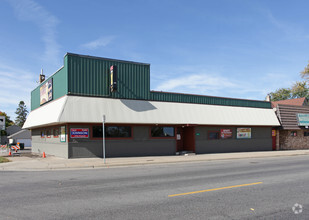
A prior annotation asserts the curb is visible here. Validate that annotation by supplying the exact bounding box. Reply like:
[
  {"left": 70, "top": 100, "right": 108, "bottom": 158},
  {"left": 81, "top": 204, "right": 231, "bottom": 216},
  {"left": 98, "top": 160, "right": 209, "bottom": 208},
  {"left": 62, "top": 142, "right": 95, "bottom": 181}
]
[{"left": 1, "top": 151, "right": 309, "bottom": 171}]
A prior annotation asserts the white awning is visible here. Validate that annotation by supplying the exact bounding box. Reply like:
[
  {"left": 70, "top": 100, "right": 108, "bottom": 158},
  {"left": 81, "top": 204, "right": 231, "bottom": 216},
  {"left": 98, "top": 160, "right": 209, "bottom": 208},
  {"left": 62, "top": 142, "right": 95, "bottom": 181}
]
[{"left": 23, "top": 95, "right": 280, "bottom": 129}]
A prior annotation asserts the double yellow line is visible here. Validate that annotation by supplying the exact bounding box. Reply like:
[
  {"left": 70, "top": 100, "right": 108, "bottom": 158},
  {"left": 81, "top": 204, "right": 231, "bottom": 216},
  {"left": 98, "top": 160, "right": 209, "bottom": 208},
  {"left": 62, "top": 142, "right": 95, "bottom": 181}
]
[{"left": 168, "top": 182, "right": 263, "bottom": 197}]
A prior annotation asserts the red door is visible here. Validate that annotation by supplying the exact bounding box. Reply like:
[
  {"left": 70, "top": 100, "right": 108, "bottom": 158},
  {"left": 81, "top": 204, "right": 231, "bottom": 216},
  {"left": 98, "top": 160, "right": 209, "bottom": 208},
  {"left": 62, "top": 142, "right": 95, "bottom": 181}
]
[
  {"left": 176, "top": 126, "right": 196, "bottom": 152},
  {"left": 183, "top": 127, "right": 195, "bottom": 152},
  {"left": 272, "top": 129, "right": 276, "bottom": 150}
]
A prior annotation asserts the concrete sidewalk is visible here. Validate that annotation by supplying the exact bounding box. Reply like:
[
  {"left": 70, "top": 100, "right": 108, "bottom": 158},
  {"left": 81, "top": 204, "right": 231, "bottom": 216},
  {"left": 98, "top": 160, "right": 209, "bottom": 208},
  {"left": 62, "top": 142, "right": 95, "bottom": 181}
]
[{"left": 1, "top": 150, "right": 309, "bottom": 171}]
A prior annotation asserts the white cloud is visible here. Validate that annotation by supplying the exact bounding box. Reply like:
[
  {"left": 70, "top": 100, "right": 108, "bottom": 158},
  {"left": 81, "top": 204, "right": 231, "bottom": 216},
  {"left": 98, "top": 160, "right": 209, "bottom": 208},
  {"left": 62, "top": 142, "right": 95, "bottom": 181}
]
[
  {"left": 0, "top": 64, "right": 35, "bottom": 121},
  {"left": 152, "top": 65, "right": 300, "bottom": 101},
  {"left": 266, "top": 10, "right": 309, "bottom": 41},
  {"left": 7, "top": 0, "right": 60, "bottom": 66},
  {"left": 154, "top": 73, "right": 238, "bottom": 95},
  {"left": 82, "top": 36, "right": 115, "bottom": 50}
]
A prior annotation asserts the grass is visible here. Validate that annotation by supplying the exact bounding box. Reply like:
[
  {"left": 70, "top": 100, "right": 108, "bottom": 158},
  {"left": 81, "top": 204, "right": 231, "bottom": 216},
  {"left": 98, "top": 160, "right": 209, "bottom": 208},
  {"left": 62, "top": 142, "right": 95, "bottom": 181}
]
[{"left": 0, "top": 156, "right": 10, "bottom": 163}]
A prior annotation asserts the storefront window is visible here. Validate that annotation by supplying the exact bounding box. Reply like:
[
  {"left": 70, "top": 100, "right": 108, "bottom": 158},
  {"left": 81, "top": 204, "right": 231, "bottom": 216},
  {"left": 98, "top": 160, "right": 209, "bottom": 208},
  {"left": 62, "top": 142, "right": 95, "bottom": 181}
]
[
  {"left": 53, "top": 128, "right": 59, "bottom": 137},
  {"left": 304, "top": 131, "right": 309, "bottom": 136},
  {"left": 151, "top": 127, "right": 174, "bottom": 137},
  {"left": 92, "top": 126, "right": 131, "bottom": 138},
  {"left": 208, "top": 131, "right": 220, "bottom": 140},
  {"left": 290, "top": 131, "right": 297, "bottom": 137},
  {"left": 46, "top": 130, "right": 51, "bottom": 138}
]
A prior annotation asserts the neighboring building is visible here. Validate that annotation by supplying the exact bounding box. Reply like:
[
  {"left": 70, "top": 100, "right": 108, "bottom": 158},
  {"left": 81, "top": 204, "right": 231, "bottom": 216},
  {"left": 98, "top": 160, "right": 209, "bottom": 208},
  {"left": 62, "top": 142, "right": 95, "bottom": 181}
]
[
  {"left": 274, "top": 104, "right": 309, "bottom": 150},
  {"left": 272, "top": 97, "right": 308, "bottom": 108},
  {"left": 6, "top": 125, "right": 22, "bottom": 136},
  {"left": 7, "top": 129, "right": 32, "bottom": 147},
  {"left": 0, "top": 125, "right": 22, "bottom": 145},
  {"left": 23, "top": 53, "right": 280, "bottom": 159}
]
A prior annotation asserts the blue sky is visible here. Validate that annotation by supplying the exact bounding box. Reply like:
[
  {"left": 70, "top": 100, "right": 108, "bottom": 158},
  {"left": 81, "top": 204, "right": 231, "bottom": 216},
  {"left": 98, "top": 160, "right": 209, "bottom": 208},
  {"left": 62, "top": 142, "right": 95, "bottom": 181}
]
[{"left": 1, "top": 0, "right": 309, "bottom": 120}]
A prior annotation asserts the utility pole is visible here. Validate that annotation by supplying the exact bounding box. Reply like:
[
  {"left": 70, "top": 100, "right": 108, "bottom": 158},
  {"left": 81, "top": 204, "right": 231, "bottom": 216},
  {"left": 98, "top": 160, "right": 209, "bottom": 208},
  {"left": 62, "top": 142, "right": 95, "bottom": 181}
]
[{"left": 102, "top": 115, "right": 106, "bottom": 164}]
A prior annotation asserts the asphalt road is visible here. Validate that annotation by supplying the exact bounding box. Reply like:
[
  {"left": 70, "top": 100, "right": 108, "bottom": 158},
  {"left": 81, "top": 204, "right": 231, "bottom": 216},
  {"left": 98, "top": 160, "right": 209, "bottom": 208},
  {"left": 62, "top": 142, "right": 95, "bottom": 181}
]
[{"left": 1, "top": 155, "right": 309, "bottom": 220}]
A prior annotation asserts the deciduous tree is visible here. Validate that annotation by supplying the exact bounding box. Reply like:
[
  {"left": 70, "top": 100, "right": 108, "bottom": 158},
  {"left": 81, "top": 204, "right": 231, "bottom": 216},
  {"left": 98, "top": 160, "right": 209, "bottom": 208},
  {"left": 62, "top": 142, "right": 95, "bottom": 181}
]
[{"left": 0, "top": 112, "right": 14, "bottom": 128}]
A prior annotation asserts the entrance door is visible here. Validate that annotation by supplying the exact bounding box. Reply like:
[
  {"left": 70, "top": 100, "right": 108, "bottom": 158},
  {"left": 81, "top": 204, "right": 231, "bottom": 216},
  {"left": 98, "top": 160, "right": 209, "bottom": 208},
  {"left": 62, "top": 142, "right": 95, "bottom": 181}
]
[
  {"left": 176, "top": 126, "right": 195, "bottom": 152},
  {"left": 272, "top": 129, "right": 276, "bottom": 150}
]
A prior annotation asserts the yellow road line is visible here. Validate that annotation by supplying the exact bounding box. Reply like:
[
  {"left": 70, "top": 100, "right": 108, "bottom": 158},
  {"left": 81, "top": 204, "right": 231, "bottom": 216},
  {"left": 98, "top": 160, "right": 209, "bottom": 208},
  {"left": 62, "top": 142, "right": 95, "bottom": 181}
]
[{"left": 168, "top": 182, "right": 263, "bottom": 197}]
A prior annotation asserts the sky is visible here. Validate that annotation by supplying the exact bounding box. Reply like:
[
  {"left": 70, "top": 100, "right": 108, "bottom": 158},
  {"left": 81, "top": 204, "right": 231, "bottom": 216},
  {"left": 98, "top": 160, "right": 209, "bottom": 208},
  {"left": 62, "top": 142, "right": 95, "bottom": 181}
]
[{"left": 1, "top": 0, "right": 309, "bottom": 120}]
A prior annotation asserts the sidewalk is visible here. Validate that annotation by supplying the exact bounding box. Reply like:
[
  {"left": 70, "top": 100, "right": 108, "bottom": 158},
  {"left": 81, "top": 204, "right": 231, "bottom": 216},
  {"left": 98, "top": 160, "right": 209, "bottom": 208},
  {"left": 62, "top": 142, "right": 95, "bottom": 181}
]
[{"left": 1, "top": 150, "right": 309, "bottom": 171}]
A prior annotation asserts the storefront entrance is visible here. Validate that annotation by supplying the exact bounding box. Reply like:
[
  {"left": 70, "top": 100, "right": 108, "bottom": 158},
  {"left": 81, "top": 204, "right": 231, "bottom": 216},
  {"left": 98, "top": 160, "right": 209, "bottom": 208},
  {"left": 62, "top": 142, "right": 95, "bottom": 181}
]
[{"left": 176, "top": 126, "right": 195, "bottom": 152}]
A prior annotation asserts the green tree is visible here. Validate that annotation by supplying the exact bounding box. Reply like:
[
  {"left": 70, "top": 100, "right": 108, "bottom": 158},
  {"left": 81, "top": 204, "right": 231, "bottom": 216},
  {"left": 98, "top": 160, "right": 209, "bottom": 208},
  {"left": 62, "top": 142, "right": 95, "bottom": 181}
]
[
  {"left": 269, "top": 88, "right": 292, "bottom": 101},
  {"left": 291, "top": 81, "right": 309, "bottom": 98},
  {"left": 15, "top": 101, "right": 28, "bottom": 127},
  {"left": 0, "top": 112, "right": 14, "bottom": 128},
  {"left": 301, "top": 61, "right": 309, "bottom": 80}
]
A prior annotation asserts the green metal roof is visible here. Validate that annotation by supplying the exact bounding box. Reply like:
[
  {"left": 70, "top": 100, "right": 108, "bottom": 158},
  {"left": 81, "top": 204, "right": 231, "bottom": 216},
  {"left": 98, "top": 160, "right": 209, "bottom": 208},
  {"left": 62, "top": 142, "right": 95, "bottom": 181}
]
[{"left": 30, "top": 52, "right": 272, "bottom": 111}]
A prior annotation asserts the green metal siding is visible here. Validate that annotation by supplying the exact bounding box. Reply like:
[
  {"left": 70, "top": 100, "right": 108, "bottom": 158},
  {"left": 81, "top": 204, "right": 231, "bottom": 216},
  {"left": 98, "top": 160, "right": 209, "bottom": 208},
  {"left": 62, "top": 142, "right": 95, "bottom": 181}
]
[
  {"left": 31, "top": 87, "right": 40, "bottom": 111},
  {"left": 150, "top": 91, "right": 271, "bottom": 108},
  {"left": 67, "top": 54, "right": 151, "bottom": 100},
  {"left": 31, "top": 63, "right": 68, "bottom": 111},
  {"left": 30, "top": 53, "right": 271, "bottom": 111}
]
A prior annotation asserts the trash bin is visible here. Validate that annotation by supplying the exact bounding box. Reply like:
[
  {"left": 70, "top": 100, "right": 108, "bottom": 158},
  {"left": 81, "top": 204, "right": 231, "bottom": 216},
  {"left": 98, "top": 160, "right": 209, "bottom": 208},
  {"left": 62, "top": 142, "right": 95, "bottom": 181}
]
[{"left": 19, "top": 143, "right": 24, "bottom": 150}]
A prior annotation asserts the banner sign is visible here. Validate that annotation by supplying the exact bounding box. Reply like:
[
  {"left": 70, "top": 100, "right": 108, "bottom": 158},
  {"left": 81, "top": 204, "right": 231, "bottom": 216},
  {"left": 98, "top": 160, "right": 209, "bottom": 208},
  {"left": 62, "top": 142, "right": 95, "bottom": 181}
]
[
  {"left": 60, "top": 126, "right": 66, "bottom": 142},
  {"left": 272, "top": 130, "right": 276, "bottom": 137},
  {"left": 40, "top": 78, "right": 53, "bottom": 105},
  {"left": 110, "top": 65, "right": 117, "bottom": 92},
  {"left": 297, "top": 114, "right": 309, "bottom": 126},
  {"left": 70, "top": 128, "right": 89, "bottom": 138},
  {"left": 237, "top": 128, "right": 251, "bottom": 139},
  {"left": 220, "top": 129, "right": 232, "bottom": 139}
]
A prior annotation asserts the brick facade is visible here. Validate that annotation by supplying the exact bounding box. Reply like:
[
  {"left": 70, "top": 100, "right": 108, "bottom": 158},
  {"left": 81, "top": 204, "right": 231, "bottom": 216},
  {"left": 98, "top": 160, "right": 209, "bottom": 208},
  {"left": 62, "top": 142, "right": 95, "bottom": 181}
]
[{"left": 279, "top": 130, "right": 309, "bottom": 150}]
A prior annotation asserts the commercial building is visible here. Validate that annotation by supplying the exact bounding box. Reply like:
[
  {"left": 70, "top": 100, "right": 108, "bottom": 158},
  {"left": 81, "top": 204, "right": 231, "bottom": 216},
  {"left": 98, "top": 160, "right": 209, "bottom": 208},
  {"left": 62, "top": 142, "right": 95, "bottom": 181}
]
[
  {"left": 273, "top": 99, "right": 309, "bottom": 150},
  {"left": 23, "top": 53, "right": 280, "bottom": 158}
]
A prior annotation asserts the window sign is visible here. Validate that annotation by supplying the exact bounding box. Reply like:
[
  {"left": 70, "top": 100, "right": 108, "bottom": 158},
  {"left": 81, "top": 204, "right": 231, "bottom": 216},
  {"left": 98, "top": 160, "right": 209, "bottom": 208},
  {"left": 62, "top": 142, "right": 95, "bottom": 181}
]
[
  {"left": 70, "top": 128, "right": 89, "bottom": 138},
  {"left": 237, "top": 128, "right": 251, "bottom": 139},
  {"left": 220, "top": 129, "right": 232, "bottom": 139},
  {"left": 60, "top": 126, "right": 66, "bottom": 142},
  {"left": 297, "top": 114, "right": 309, "bottom": 126}
]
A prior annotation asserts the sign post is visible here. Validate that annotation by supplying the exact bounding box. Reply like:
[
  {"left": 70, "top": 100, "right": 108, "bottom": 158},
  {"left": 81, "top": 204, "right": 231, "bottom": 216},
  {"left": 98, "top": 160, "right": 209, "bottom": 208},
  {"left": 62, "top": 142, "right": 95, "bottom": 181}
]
[{"left": 103, "top": 115, "right": 106, "bottom": 164}]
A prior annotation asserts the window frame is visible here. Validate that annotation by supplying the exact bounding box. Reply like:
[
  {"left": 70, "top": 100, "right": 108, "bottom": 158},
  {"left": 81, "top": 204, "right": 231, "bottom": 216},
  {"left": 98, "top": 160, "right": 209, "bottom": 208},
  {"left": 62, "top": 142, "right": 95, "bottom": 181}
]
[
  {"left": 41, "top": 130, "right": 45, "bottom": 138},
  {"left": 46, "top": 129, "right": 51, "bottom": 138},
  {"left": 91, "top": 125, "right": 133, "bottom": 140},
  {"left": 53, "top": 128, "right": 59, "bottom": 138},
  {"left": 150, "top": 126, "right": 176, "bottom": 139},
  {"left": 290, "top": 131, "right": 297, "bottom": 137},
  {"left": 208, "top": 130, "right": 220, "bottom": 140}
]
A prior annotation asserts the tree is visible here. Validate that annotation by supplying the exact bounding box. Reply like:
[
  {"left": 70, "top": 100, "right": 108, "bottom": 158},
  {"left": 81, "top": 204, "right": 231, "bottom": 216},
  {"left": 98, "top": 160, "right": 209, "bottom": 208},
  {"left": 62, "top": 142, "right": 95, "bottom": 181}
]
[
  {"left": 291, "top": 81, "right": 309, "bottom": 98},
  {"left": 0, "top": 112, "right": 14, "bottom": 128},
  {"left": 15, "top": 101, "right": 28, "bottom": 127},
  {"left": 269, "top": 88, "right": 292, "bottom": 101},
  {"left": 301, "top": 61, "right": 309, "bottom": 80},
  {"left": 268, "top": 81, "right": 309, "bottom": 101}
]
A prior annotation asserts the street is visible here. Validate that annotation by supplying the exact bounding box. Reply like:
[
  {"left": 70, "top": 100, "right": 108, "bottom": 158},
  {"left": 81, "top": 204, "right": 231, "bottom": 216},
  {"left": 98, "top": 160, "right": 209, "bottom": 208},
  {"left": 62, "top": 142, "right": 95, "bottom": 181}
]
[{"left": 1, "top": 155, "right": 309, "bottom": 219}]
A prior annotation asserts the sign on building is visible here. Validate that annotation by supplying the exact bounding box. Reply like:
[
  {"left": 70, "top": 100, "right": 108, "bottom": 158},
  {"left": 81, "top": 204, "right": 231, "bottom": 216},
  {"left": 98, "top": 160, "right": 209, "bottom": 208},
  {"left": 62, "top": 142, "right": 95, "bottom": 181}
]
[
  {"left": 110, "top": 65, "right": 117, "bottom": 92},
  {"left": 70, "top": 128, "right": 89, "bottom": 138},
  {"left": 60, "top": 126, "right": 66, "bottom": 142},
  {"left": 40, "top": 78, "right": 53, "bottom": 105},
  {"left": 0, "top": 116, "right": 5, "bottom": 130},
  {"left": 297, "top": 114, "right": 309, "bottom": 126},
  {"left": 220, "top": 129, "right": 232, "bottom": 139},
  {"left": 237, "top": 128, "right": 251, "bottom": 139}
]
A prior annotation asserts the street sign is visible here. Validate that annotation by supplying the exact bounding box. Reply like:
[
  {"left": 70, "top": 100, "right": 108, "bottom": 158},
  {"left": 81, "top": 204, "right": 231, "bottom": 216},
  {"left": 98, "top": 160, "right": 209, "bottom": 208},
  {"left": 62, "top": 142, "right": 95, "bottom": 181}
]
[{"left": 0, "top": 116, "right": 5, "bottom": 130}]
